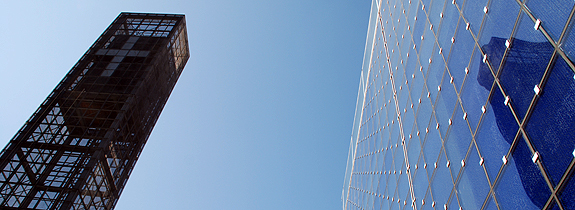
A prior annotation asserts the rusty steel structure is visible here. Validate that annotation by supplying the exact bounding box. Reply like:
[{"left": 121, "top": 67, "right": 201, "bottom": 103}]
[{"left": 0, "top": 12, "right": 189, "bottom": 209}]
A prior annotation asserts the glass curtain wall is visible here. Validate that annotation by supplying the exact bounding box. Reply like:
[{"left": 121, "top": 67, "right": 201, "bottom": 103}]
[{"left": 343, "top": 0, "right": 575, "bottom": 209}]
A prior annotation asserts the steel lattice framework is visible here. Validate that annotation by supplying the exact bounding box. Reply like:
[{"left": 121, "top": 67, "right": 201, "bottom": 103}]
[{"left": 0, "top": 12, "right": 189, "bottom": 209}]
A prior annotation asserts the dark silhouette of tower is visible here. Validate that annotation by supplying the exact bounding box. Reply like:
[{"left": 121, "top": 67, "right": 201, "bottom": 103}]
[{"left": 0, "top": 12, "right": 189, "bottom": 209}]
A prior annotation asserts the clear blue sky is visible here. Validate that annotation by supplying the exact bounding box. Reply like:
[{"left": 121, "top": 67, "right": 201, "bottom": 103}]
[{"left": 0, "top": 1, "right": 370, "bottom": 209}]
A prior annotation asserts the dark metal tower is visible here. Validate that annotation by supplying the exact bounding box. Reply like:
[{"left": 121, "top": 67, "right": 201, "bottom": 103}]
[{"left": 0, "top": 12, "right": 189, "bottom": 209}]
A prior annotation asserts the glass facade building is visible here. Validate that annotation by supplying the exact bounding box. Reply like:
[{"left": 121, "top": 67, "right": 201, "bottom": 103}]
[
  {"left": 343, "top": 0, "right": 575, "bottom": 209},
  {"left": 0, "top": 13, "right": 188, "bottom": 209}
]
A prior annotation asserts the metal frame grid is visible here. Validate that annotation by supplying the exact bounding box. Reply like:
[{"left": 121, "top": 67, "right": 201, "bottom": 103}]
[
  {"left": 344, "top": 0, "right": 575, "bottom": 209},
  {"left": 0, "top": 12, "right": 189, "bottom": 210}
]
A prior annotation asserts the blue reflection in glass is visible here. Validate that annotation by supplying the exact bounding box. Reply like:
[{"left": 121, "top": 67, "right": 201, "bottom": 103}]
[
  {"left": 560, "top": 170, "right": 575, "bottom": 209},
  {"left": 550, "top": 201, "right": 561, "bottom": 210},
  {"left": 561, "top": 15, "right": 575, "bottom": 61},
  {"left": 478, "top": 0, "right": 520, "bottom": 50},
  {"left": 525, "top": 56, "right": 575, "bottom": 185},
  {"left": 478, "top": 58, "right": 518, "bottom": 143},
  {"left": 474, "top": 103, "right": 509, "bottom": 182},
  {"left": 499, "top": 14, "right": 553, "bottom": 120},
  {"left": 513, "top": 139, "right": 551, "bottom": 208},
  {"left": 479, "top": 36, "right": 558, "bottom": 208},
  {"left": 479, "top": 34, "right": 507, "bottom": 76},
  {"left": 494, "top": 147, "right": 540, "bottom": 210}
]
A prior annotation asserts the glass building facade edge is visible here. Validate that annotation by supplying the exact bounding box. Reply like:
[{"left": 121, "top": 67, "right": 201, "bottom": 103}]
[{"left": 342, "top": 0, "right": 379, "bottom": 209}]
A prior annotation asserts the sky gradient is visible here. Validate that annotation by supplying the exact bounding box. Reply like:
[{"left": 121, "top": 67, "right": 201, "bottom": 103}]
[{"left": 0, "top": 1, "right": 370, "bottom": 209}]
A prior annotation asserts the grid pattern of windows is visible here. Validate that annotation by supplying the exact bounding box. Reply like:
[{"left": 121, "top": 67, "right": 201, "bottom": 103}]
[
  {"left": 343, "top": 0, "right": 575, "bottom": 209},
  {"left": 0, "top": 13, "right": 189, "bottom": 210}
]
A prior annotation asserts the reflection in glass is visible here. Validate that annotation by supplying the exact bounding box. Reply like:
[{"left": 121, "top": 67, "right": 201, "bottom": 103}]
[
  {"left": 344, "top": 0, "right": 575, "bottom": 209},
  {"left": 480, "top": 36, "right": 566, "bottom": 208},
  {"left": 525, "top": 56, "right": 575, "bottom": 186}
]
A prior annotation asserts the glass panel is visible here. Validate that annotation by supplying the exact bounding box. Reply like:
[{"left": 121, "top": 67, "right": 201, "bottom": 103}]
[
  {"left": 423, "top": 115, "right": 443, "bottom": 172},
  {"left": 380, "top": 194, "right": 390, "bottom": 209},
  {"left": 498, "top": 12, "right": 553, "bottom": 120},
  {"left": 525, "top": 0, "right": 574, "bottom": 42},
  {"left": 420, "top": 38, "right": 436, "bottom": 78},
  {"left": 461, "top": 47, "right": 490, "bottom": 133},
  {"left": 559, "top": 168, "right": 575, "bottom": 209},
  {"left": 405, "top": 0, "right": 419, "bottom": 32},
  {"left": 561, "top": 14, "right": 575, "bottom": 61},
  {"left": 398, "top": 83, "right": 410, "bottom": 111},
  {"left": 525, "top": 56, "right": 575, "bottom": 185},
  {"left": 405, "top": 193, "right": 415, "bottom": 210},
  {"left": 421, "top": 0, "right": 431, "bottom": 9},
  {"left": 422, "top": 189, "right": 433, "bottom": 210},
  {"left": 448, "top": 19, "right": 476, "bottom": 89},
  {"left": 425, "top": 44, "right": 444, "bottom": 101},
  {"left": 457, "top": 145, "right": 490, "bottom": 210},
  {"left": 410, "top": 65, "right": 425, "bottom": 105},
  {"left": 405, "top": 47, "right": 418, "bottom": 86},
  {"left": 416, "top": 93, "right": 433, "bottom": 138},
  {"left": 428, "top": 0, "right": 445, "bottom": 30},
  {"left": 376, "top": 151, "right": 385, "bottom": 174},
  {"left": 394, "top": 136, "right": 405, "bottom": 173},
  {"left": 373, "top": 193, "right": 382, "bottom": 209},
  {"left": 461, "top": 0, "right": 488, "bottom": 36},
  {"left": 401, "top": 35, "right": 411, "bottom": 66},
  {"left": 412, "top": 6, "right": 428, "bottom": 50},
  {"left": 444, "top": 104, "right": 472, "bottom": 175},
  {"left": 412, "top": 157, "right": 429, "bottom": 210},
  {"left": 435, "top": 69, "right": 458, "bottom": 138},
  {"left": 550, "top": 199, "right": 561, "bottom": 210},
  {"left": 387, "top": 174, "right": 398, "bottom": 204},
  {"left": 437, "top": 0, "right": 459, "bottom": 53},
  {"left": 475, "top": 88, "right": 519, "bottom": 182},
  {"left": 397, "top": 172, "right": 410, "bottom": 205},
  {"left": 407, "top": 129, "right": 422, "bottom": 168},
  {"left": 381, "top": 122, "right": 391, "bottom": 150},
  {"left": 484, "top": 194, "right": 498, "bottom": 210},
  {"left": 385, "top": 142, "right": 394, "bottom": 173},
  {"left": 478, "top": 0, "right": 520, "bottom": 72},
  {"left": 403, "top": 102, "right": 415, "bottom": 140},
  {"left": 430, "top": 152, "right": 453, "bottom": 207},
  {"left": 448, "top": 196, "right": 460, "bottom": 210},
  {"left": 495, "top": 139, "right": 549, "bottom": 209}
]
